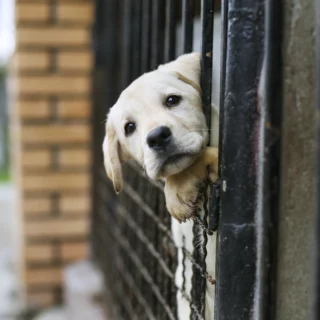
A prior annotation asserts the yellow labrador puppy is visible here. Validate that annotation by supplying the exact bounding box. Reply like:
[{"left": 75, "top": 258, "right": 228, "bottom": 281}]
[{"left": 103, "top": 53, "right": 218, "bottom": 222}]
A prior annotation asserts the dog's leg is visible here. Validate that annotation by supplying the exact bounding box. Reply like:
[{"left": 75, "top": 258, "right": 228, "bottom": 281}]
[
  {"left": 164, "top": 147, "right": 219, "bottom": 222},
  {"left": 202, "top": 146, "right": 219, "bottom": 181}
]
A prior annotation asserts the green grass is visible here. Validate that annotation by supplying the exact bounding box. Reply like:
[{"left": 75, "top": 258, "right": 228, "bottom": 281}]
[{"left": 0, "top": 170, "right": 10, "bottom": 182}]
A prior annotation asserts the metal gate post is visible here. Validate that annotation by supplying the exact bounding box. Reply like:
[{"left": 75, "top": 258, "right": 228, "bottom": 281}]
[
  {"left": 215, "top": 0, "right": 283, "bottom": 318},
  {"left": 215, "top": 1, "right": 265, "bottom": 319},
  {"left": 257, "top": 0, "right": 283, "bottom": 319}
]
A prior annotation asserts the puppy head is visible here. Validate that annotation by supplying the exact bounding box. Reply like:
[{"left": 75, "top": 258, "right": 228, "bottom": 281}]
[{"left": 103, "top": 53, "right": 208, "bottom": 192}]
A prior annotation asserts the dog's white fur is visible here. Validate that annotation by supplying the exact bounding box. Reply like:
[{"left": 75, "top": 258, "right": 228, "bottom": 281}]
[
  {"left": 103, "top": 15, "right": 221, "bottom": 318},
  {"left": 103, "top": 52, "right": 208, "bottom": 182},
  {"left": 103, "top": 53, "right": 218, "bottom": 222}
]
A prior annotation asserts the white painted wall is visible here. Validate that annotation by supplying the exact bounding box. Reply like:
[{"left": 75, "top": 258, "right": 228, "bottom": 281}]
[{"left": 0, "top": 0, "right": 15, "bottom": 66}]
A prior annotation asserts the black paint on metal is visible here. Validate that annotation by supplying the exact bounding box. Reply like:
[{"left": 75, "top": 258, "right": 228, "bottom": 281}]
[
  {"left": 217, "top": 0, "right": 228, "bottom": 177},
  {"left": 132, "top": 0, "right": 142, "bottom": 80},
  {"left": 91, "top": 0, "right": 121, "bottom": 256},
  {"left": 200, "top": 0, "right": 214, "bottom": 129},
  {"left": 151, "top": 0, "right": 166, "bottom": 69},
  {"left": 200, "top": 0, "right": 220, "bottom": 236},
  {"left": 182, "top": 0, "right": 195, "bottom": 53},
  {"left": 164, "top": 0, "right": 177, "bottom": 62},
  {"left": 141, "top": 0, "right": 153, "bottom": 73},
  {"left": 190, "top": 1, "right": 215, "bottom": 319},
  {"left": 208, "top": 182, "right": 220, "bottom": 234},
  {"left": 257, "top": 0, "right": 283, "bottom": 319},
  {"left": 122, "top": 0, "right": 135, "bottom": 88},
  {"left": 215, "top": 1, "right": 265, "bottom": 319}
]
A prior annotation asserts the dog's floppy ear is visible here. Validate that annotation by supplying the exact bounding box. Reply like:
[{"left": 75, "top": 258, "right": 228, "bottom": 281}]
[
  {"left": 158, "top": 52, "right": 201, "bottom": 92},
  {"left": 103, "top": 119, "right": 123, "bottom": 193}
]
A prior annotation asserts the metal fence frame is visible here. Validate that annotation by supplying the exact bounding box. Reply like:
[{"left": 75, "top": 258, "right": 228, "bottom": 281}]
[
  {"left": 215, "top": 1, "right": 283, "bottom": 319},
  {"left": 91, "top": 0, "right": 283, "bottom": 319}
]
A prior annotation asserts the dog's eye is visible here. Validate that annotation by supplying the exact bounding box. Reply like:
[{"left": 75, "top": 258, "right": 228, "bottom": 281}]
[
  {"left": 166, "top": 95, "right": 181, "bottom": 107},
  {"left": 124, "top": 122, "right": 136, "bottom": 136}
]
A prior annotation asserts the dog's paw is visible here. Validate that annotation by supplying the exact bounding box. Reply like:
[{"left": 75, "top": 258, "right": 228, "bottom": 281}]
[
  {"left": 164, "top": 174, "right": 204, "bottom": 223},
  {"left": 163, "top": 146, "right": 218, "bottom": 222}
]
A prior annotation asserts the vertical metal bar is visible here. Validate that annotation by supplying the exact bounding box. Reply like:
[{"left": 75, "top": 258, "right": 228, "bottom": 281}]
[
  {"left": 91, "top": 0, "right": 121, "bottom": 313},
  {"left": 201, "top": 0, "right": 218, "bottom": 235},
  {"left": 190, "top": 1, "right": 214, "bottom": 319},
  {"left": 92, "top": 0, "right": 107, "bottom": 69},
  {"left": 188, "top": 1, "right": 199, "bottom": 316},
  {"left": 122, "top": 0, "right": 134, "bottom": 87},
  {"left": 314, "top": 0, "right": 320, "bottom": 318},
  {"left": 208, "top": 0, "right": 229, "bottom": 236},
  {"left": 255, "top": 0, "right": 282, "bottom": 319},
  {"left": 182, "top": 0, "right": 195, "bottom": 53},
  {"left": 141, "top": 0, "right": 153, "bottom": 73},
  {"left": 151, "top": 0, "right": 166, "bottom": 69},
  {"left": 132, "top": 0, "right": 142, "bottom": 79},
  {"left": 91, "top": 0, "right": 113, "bottom": 259},
  {"left": 200, "top": 0, "right": 214, "bottom": 128},
  {"left": 164, "top": 0, "right": 177, "bottom": 62},
  {"left": 217, "top": 0, "right": 228, "bottom": 177},
  {"left": 215, "top": 1, "right": 265, "bottom": 319}
]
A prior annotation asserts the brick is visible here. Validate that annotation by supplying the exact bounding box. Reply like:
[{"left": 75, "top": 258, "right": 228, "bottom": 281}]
[
  {"left": 25, "top": 218, "right": 88, "bottom": 238},
  {"left": 28, "top": 291, "right": 55, "bottom": 307},
  {"left": 60, "top": 195, "right": 90, "bottom": 213},
  {"left": 24, "top": 198, "right": 51, "bottom": 216},
  {"left": 16, "top": 3, "right": 50, "bottom": 22},
  {"left": 16, "top": 52, "right": 50, "bottom": 71},
  {"left": 21, "top": 124, "right": 90, "bottom": 144},
  {"left": 19, "top": 75, "right": 90, "bottom": 95},
  {"left": 26, "top": 267, "right": 62, "bottom": 286},
  {"left": 22, "top": 150, "right": 51, "bottom": 169},
  {"left": 57, "top": 99, "right": 90, "bottom": 119},
  {"left": 57, "top": 51, "right": 92, "bottom": 71},
  {"left": 15, "top": 0, "right": 92, "bottom": 309},
  {"left": 57, "top": 3, "right": 93, "bottom": 24},
  {"left": 15, "top": 100, "right": 51, "bottom": 120},
  {"left": 23, "top": 173, "right": 90, "bottom": 192},
  {"left": 25, "top": 244, "right": 54, "bottom": 263},
  {"left": 60, "top": 242, "right": 87, "bottom": 261},
  {"left": 17, "top": 27, "right": 89, "bottom": 47},
  {"left": 59, "top": 149, "right": 90, "bottom": 167}
]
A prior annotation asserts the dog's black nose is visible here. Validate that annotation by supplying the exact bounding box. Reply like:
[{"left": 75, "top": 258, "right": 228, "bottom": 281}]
[{"left": 147, "top": 126, "right": 172, "bottom": 150}]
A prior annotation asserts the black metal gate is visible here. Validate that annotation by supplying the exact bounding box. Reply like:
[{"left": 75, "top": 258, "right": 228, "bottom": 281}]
[{"left": 91, "top": 0, "right": 282, "bottom": 319}]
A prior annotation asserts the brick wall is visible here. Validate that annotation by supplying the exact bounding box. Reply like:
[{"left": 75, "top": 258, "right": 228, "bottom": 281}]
[{"left": 13, "top": 0, "right": 93, "bottom": 308}]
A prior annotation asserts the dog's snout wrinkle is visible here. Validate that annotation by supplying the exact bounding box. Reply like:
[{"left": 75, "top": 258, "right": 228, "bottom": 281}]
[{"left": 147, "top": 126, "right": 172, "bottom": 150}]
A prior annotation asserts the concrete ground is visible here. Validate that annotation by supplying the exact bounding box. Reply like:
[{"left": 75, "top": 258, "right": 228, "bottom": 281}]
[
  {"left": 0, "top": 184, "right": 103, "bottom": 320},
  {"left": 33, "top": 309, "right": 66, "bottom": 320},
  {"left": 0, "top": 183, "right": 67, "bottom": 320}
]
